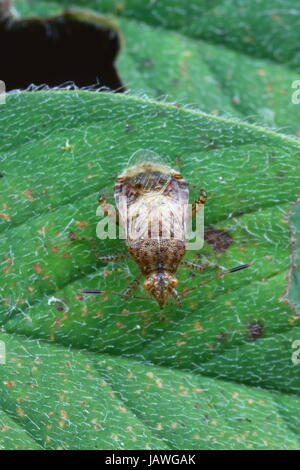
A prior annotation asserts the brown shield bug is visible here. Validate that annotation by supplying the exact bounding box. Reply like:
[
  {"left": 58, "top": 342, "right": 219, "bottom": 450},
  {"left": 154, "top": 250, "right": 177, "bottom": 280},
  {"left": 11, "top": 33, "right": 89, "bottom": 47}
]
[{"left": 77, "top": 150, "right": 250, "bottom": 307}]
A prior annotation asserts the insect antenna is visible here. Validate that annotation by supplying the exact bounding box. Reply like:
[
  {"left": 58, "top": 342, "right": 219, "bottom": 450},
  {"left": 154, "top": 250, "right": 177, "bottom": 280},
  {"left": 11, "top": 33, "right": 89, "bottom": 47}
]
[
  {"left": 79, "top": 289, "right": 150, "bottom": 301},
  {"left": 183, "top": 263, "right": 253, "bottom": 294}
]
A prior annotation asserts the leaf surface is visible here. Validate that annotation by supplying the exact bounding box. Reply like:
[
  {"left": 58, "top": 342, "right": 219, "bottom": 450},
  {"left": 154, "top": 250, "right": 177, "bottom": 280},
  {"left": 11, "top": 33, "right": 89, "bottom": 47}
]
[{"left": 1, "top": 90, "right": 300, "bottom": 449}]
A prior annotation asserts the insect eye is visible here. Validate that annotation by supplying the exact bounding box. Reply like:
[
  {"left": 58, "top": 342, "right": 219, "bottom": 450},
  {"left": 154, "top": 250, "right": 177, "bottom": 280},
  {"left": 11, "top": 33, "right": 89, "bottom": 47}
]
[
  {"left": 173, "top": 172, "right": 182, "bottom": 179},
  {"left": 170, "top": 278, "right": 178, "bottom": 287},
  {"left": 143, "top": 280, "right": 152, "bottom": 290}
]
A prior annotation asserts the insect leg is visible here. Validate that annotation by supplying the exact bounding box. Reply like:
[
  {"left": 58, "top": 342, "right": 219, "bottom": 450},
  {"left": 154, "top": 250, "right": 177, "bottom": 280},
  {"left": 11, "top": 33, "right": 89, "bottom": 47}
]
[
  {"left": 181, "top": 258, "right": 223, "bottom": 271},
  {"left": 97, "top": 254, "right": 127, "bottom": 262},
  {"left": 68, "top": 232, "right": 99, "bottom": 257},
  {"left": 170, "top": 288, "right": 182, "bottom": 306},
  {"left": 202, "top": 263, "right": 252, "bottom": 280},
  {"left": 69, "top": 232, "right": 126, "bottom": 262},
  {"left": 80, "top": 274, "right": 147, "bottom": 301},
  {"left": 201, "top": 263, "right": 252, "bottom": 283},
  {"left": 182, "top": 263, "right": 253, "bottom": 295},
  {"left": 122, "top": 274, "right": 142, "bottom": 299},
  {"left": 80, "top": 288, "right": 149, "bottom": 301},
  {"left": 192, "top": 189, "right": 207, "bottom": 216}
]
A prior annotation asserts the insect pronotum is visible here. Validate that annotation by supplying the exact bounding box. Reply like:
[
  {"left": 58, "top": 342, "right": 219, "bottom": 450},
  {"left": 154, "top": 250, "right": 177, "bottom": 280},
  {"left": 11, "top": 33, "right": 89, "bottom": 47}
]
[{"left": 77, "top": 150, "right": 251, "bottom": 308}]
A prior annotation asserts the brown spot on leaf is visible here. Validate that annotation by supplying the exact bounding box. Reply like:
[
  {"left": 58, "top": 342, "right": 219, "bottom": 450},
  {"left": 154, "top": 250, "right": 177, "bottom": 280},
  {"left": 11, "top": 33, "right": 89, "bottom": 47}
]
[
  {"left": 16, "top": 406, "right": 24, "bottom": 418},
  {"left": 141, "top": 57, "right": 155, "bottom": 68},
  {"left": 0, "top": 213, "right": 11, "bottom": 221},
  {"left": 68, "top": 231, "right": 77, "bottom": 240},
  {"left": 33, "top": 263, "right": 43, "bottom": 273},
  {"left": 60, "top": 410, "right": 68, "bottom": 420},
  {"left": 216, "top": 332, "right": 226, "bottom": 342},
  {"left": 194, "top": 321, "right": 203, "bottom": 331},
  {"left": 23, "top": 189, "right": 35, "bottom": 202},
  {"left": 248, "top": 321, "right": 264, "bottom": 340},
  {"left": 115, "top": 3, "right": 125, "bottom": 11},
  {"left": 204, "top": 227, "right": 233, "bottom": 253},
  {"left": 256, "top": 69, "right": 267, "bottom": 77},
  {"left": 1, "top": 425, "right": 11, "bottom": 432},
  {"left": 3, "top": 265, "right": 12, "bottom": 274},
  {"left": 3, "top": 381, "right": 16, "bottom": 387},
  {"left": 55, "top": 302, "right": 66, "bottom": 312},
  {"left": 76, "top": 220, "right": 88, "bottom": 229}
]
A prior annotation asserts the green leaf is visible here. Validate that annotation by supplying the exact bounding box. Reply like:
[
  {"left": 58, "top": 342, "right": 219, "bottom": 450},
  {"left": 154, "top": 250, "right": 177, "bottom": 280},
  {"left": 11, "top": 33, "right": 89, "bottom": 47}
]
[
  {"left": 13, "top": 1, "right": 300, "bottom": 135},
  {"left": 1, "top": 0, "right": 300, "bottom": 451},
  {"left": 283, "top": 199, "right": 300, "bottom": 316},
  {"left": 1, "top": 90, "right": 300, "bottom": 449},
  {"left": 74, "top": 0, "right": 300, "bottom": 72}
]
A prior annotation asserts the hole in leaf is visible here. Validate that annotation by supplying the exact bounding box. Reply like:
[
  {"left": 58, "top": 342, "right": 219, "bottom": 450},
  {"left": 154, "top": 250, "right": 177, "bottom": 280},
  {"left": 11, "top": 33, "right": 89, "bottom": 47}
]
[{"left": 0, "top": 11, "right": 124, "bottom": 91}]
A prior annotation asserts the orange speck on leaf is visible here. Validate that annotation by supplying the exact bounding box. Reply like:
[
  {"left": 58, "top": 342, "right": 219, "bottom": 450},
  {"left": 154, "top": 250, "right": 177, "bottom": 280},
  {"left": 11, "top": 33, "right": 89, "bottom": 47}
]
[
  {"left": 23, "top": 189, "right": 34, "bottom": 201},
  {"left": 257, "top": 69, "right": 267, "bottom": 77},
  {"left": 4, "top": 381, "right": 16, "bottom": 387},
  {"left": 0, "top": 213, "right": 11, "bottom": 221},
  {"left": 33, "top": 264, "right": 43, "bottom": 273},
  {"left": 76, "top": 220, "right": 88, "bottom": 229},
  {"left": 60, "top": 410, "right": 68, "bottom": 420},
  {"left": 194, "top": 320, "right": 204, "bottom": 331},
  {"left": 16, "top": 406, "right": 24, "bottom": 418}
]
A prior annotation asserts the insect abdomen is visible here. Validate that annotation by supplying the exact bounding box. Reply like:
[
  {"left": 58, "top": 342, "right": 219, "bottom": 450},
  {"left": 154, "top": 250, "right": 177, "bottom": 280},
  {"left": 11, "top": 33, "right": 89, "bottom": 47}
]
[{"left": 129, "top": 239, "right": 186, "bottom": 275}]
